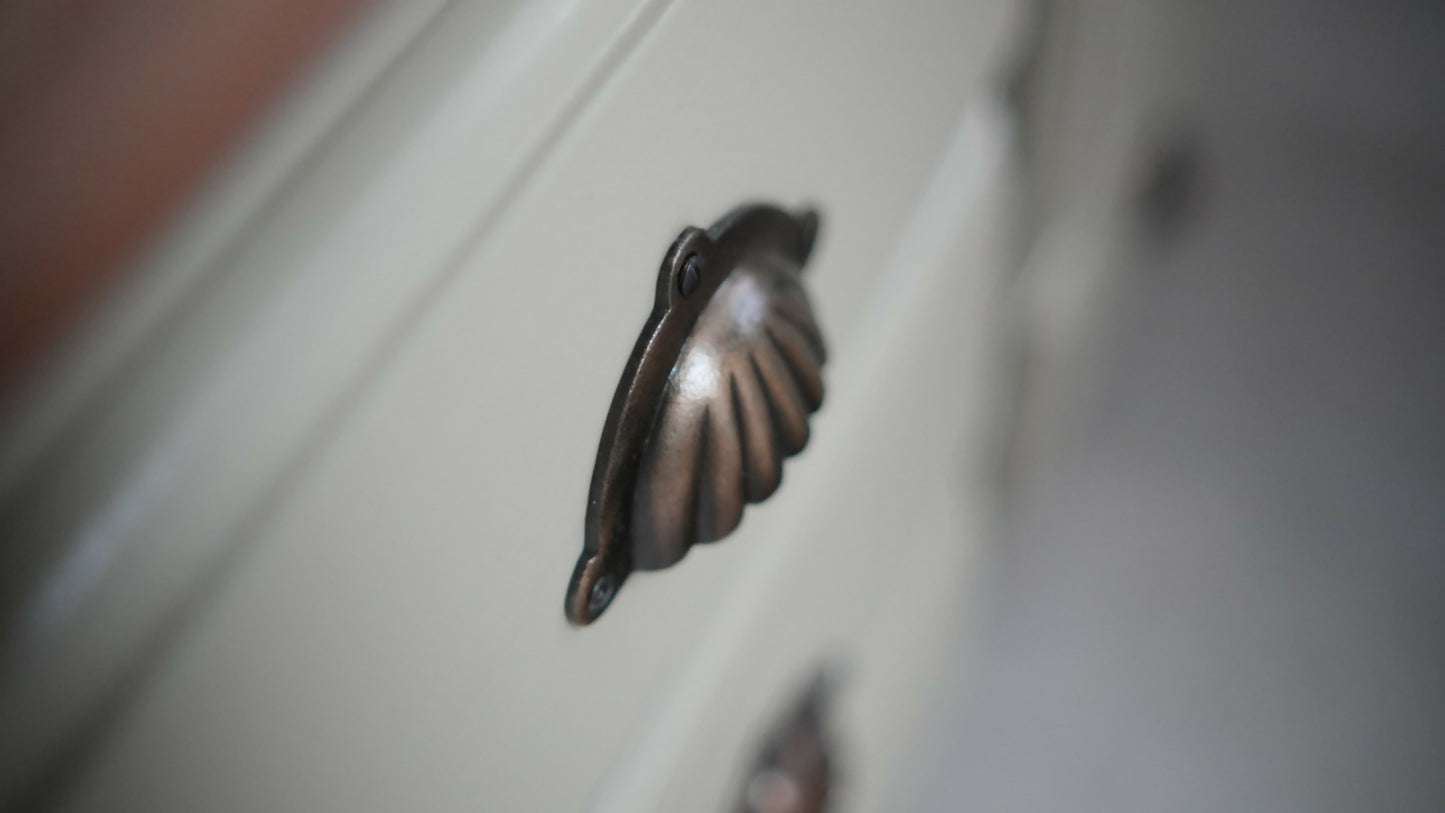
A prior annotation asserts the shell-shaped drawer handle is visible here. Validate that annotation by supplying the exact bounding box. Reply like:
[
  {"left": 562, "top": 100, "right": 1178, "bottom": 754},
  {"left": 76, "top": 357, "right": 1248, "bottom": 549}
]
[{"left": 566, "top": 204, "right": 825, "bottom": 625}]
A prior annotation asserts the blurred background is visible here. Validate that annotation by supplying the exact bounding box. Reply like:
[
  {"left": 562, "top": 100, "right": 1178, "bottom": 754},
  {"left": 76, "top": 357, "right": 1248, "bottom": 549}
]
[
  {"left": 0, "top": 0, "right": 1441, "bottom": 811},
  {"left": 907, "top": 0, "right": 1445, "bottom": 809}
]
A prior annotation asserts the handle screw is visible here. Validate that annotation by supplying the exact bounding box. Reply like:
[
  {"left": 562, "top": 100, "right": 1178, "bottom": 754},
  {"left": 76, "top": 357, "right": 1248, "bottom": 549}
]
[
  {"left": 678, "top": 254, "right": 704, "bottom": 297},
  {"left": 588, "top": 574, "right": 616, "bottom": 615}
]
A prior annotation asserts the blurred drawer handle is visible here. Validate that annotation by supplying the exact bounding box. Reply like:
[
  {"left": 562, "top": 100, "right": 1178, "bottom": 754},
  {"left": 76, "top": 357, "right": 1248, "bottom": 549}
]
[
  {"left": 565, "top": 204, "right": 825, "bottom": 625},
  {"left": 738, "top": 672, "right": 837, "bottom": 813}
]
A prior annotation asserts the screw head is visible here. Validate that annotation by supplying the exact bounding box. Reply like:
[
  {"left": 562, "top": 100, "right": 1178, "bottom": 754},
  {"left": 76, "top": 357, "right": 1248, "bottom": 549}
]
[
  {"left": 678, "top": 254, "right": 704, "bottom": 297},
  {"left": 587, "top": 573, "right": 616, "bottom": 615}
]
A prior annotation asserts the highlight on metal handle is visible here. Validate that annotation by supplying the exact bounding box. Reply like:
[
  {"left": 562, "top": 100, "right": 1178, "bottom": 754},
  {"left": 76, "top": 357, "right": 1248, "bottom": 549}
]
[{"left": 565, "top": 203, "right": 825, "bottom": 625}]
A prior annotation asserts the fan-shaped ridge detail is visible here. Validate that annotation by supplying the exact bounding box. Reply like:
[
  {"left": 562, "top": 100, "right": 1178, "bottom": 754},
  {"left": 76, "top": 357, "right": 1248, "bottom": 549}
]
[
  {"left": 567, "top": 204, "right": 825, "bottom": 625},
  {"left": 630, "top": 262, "right": 823, "bottom": 569}
]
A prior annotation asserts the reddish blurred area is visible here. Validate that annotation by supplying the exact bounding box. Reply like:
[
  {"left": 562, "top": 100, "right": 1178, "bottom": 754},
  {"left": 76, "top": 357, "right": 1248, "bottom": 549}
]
[{"left": 0, "top": 0, "right": 368, "bottom": 399}]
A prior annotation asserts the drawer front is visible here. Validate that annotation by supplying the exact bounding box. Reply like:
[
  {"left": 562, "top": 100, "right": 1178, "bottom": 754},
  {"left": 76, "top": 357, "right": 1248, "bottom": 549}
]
[
  {"left": 597, "top": 103, "right": 1017, "bottom": 812},
  {"left": 6, "top": 0, "right": 1023, "bottom": 810}
]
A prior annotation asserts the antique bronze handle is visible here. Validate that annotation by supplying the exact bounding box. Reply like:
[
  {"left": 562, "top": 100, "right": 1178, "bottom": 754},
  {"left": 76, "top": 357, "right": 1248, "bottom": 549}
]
[
  {"left": 565, "top": 204, "right": 825, "bottom": 625},
  {"left": 736, "top": 672, "right": 837, "bottom": 813}
]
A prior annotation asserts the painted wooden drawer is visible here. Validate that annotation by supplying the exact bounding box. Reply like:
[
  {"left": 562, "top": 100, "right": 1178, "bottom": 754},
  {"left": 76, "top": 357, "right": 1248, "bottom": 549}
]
[{"left": 0, "top": 0, "right": 1028, "bottom": 810}]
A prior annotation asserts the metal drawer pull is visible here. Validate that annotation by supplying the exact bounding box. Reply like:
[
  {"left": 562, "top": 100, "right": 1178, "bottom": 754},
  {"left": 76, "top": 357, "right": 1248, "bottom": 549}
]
[
  {"left": 737, "top": 673, "right": 836, "bottom": 813},
  {"left": 565, "top": 204, "right": 825, "bottom": 624}
]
